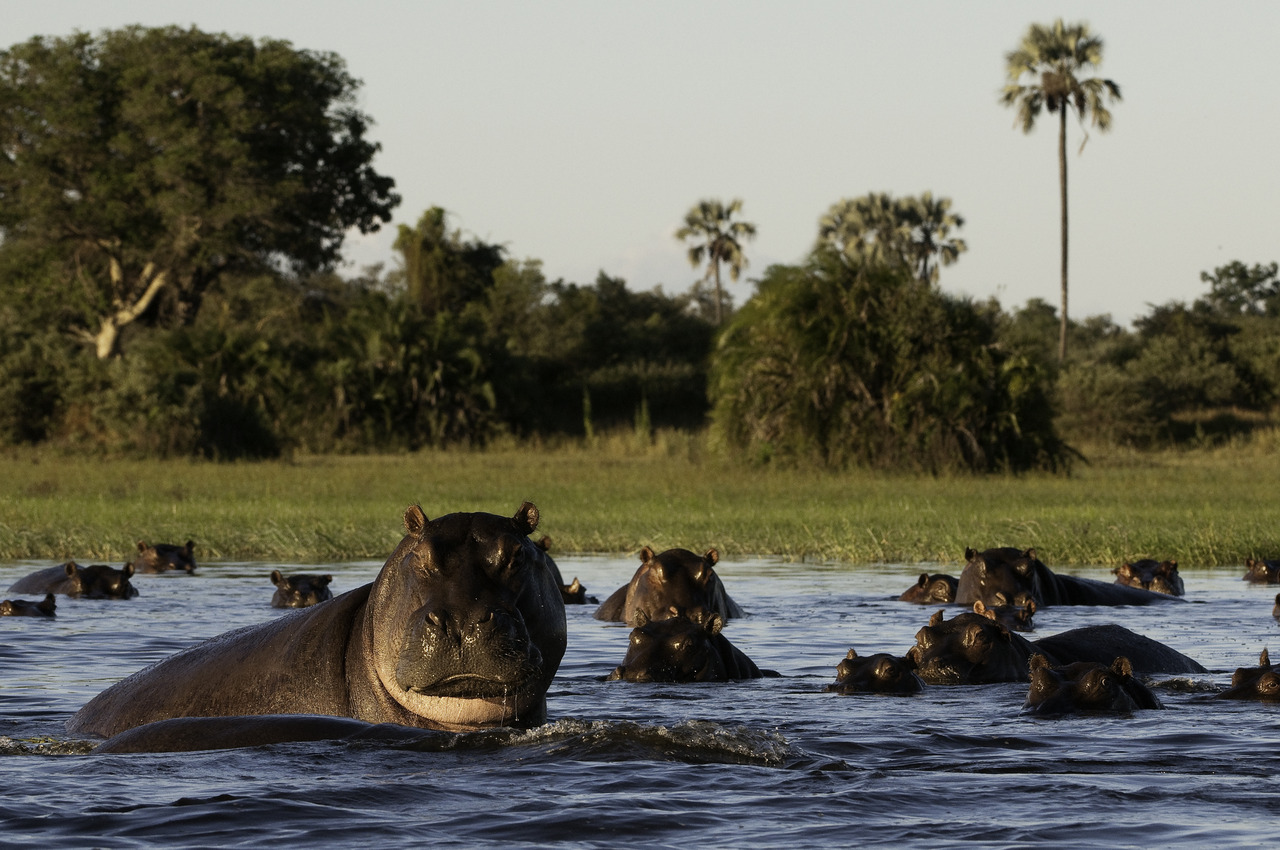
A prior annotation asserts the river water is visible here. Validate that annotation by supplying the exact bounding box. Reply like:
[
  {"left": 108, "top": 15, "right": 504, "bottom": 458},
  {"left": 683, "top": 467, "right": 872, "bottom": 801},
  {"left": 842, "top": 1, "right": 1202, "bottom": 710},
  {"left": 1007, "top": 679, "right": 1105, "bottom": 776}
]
[{"left": 2, "top": 555, "right": 1278, "bottom": 848}]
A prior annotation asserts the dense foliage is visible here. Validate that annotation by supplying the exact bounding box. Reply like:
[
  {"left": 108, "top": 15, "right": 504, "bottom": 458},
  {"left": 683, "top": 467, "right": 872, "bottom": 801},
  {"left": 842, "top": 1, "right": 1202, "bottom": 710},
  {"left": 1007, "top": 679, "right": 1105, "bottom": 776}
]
[{"left": 708, "top": 250, "right": 1070, "bottom": 473}]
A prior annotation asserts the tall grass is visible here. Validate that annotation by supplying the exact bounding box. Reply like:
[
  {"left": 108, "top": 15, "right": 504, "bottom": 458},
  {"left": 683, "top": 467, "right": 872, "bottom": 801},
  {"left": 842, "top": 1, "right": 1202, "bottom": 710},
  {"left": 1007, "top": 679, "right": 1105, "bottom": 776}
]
[{"left": 2, "top": 430, "right": 1279, "bottom": 567}]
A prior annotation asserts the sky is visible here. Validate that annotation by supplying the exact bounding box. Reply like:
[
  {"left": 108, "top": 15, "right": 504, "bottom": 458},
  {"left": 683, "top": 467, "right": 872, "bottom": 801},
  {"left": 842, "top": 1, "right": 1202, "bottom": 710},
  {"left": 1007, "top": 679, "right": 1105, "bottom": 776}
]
[{"left": 10, "top": 0, "right": 1280, "bottom": 326}]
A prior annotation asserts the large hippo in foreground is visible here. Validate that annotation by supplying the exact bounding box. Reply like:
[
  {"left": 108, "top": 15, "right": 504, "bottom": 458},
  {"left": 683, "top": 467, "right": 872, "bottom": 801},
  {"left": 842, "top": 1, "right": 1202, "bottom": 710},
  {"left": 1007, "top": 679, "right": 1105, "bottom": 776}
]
[
  {"left": 906, "top": 609, "right": 1206, "bottom": 685},
  {"left": 68, "top": 502, "right": 567, "bottom": 739},
  {"left": 827, "top": 648, "right": 924, "bottom": 695},
  {"left": 606, "top": 609, "right": 766, "bottom": 682},
  {"left": 956, "top": 547, "right": 1177, "bottom": 608},
  {"left": 8, "top": 562, "right": 138, "bottom": 599},
  {"left": 130, "top": 540, "right": 197, "bottom": 574},
  {"left": 594, "top": 546, "right": 744, "bottom": 625},
  {"left": 1023, "top": 655, "right": 1163, "bottom": 715},
  {"left": 898, "top": 573, "right": 958, "bottom": 605},
  {"left": 1218, "top": 649, "right": 1280, "bottom": 701},
  {"left": 1113, "top": 559, "right": 1184, "bottom": 596}
]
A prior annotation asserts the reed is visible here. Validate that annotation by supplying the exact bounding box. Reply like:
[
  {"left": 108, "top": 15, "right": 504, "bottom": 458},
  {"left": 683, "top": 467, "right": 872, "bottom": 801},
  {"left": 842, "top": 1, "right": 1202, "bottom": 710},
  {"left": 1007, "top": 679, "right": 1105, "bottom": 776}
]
[{"left": 2, "top": 432, "right": 1279, "bottom": 568}]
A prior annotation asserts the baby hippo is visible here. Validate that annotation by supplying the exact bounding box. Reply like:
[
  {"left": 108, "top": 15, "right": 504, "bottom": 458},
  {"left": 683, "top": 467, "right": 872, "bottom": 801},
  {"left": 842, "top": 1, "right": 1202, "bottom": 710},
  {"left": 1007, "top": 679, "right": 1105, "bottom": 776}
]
[
  {"left": 131, "top": 540, "right": 197, "bottom": 574},
  {"left": 0, "top": 593, "right": 57, "bottom": 617},
  {"left": 898, "top": 573, "right": 958, "bottom": 605},
  {"left": 1113, "top": 559, "right": 1184, "bottom": 596},
  {"left": 827, "top": 648, "right": 923, "bottom": 695},
  {"left": 1024, "top": 654, "right": 1162, "bottom": 715},
  {"left": 607, "top": 608, "right": 765, "bottom": 682},
  {"left": 1218, "top": 649, "right": 1280, "bottom": 701},
  {"left": 270, "top": 571, "right": 333, "bottom": 608},
  {"left": 1243, "top": 559, "right": 1280, "bottom": 584}
]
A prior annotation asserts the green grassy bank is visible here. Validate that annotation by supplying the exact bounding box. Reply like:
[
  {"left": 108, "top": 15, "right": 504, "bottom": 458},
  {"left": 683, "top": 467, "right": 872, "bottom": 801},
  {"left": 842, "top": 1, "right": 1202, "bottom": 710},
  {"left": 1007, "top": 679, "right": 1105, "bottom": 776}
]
[{"left": 2, "top": 432, "right": 1278, "bottom": 568}]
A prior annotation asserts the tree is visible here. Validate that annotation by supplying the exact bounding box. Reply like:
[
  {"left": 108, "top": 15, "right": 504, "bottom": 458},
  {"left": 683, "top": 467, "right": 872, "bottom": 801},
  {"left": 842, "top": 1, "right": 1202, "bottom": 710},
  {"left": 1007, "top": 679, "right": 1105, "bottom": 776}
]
[
  {"left": 0, "top": 26, "right": 399, "bottom": 358},
  {"left": 391, "top": 206, "right": 505, "bottom": 317},
  {"left": 1000, "top": 18, "right": 1121, "bottom": 362},
  {"left": 675, "top": 198, "right": 756, "bottom": 325},
  {"left": 1196, "top": 260, "right": 1280, "bottom": 317},
  {"left": 817, "top": 191, "right": 966, "bottom": 284}
]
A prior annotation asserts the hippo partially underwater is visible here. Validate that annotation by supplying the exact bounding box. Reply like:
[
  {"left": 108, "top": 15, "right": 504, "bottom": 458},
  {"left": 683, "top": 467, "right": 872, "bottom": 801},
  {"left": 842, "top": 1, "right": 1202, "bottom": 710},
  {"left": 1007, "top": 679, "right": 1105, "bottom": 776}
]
[
  {"left": 69, "top": 503, "right": 567, "bottom": 742},
  {"left": 594, "top": 546, "right": 744, "bottom": 625},
  {"left": 607, "top": 609, "right": 768, "bottom": 682},
  {"left": 0, "top": 593, "right": 57, "bottom": 617},
  {"left": 270, "top": 570, "right": 333, "bottom": 608},
  {"left": 957, "top": 547, "right": 1178, "bottom": 608},
  {"left": 130, "top": 540, "right": 197, "bottom": 574},
  {"left": 1023, "top": 655, "right": 1163, "bottom": 715},
  {"left": 8, "top": 562, "right": 138, "bottom": 599}
]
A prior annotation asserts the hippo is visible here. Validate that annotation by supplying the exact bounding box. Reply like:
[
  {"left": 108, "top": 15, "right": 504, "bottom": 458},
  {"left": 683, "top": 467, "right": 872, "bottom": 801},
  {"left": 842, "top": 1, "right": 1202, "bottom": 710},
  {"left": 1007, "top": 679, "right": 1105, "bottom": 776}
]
[
  {"left": 1023, "top": 655, "right": 1163, "bottom": 715},
  {"left": 1244, "top": 558, "right": 1280, "bottom": 584},
  {"left": 606, "top": 608, "right": 766, "bottom": 682},
  {"left": 67, "top": 502, "right": 567, "bottom": 739},
  {"left": 1113, "top": 559, "right": 1184, "bottom": 596},
  {"left": 535, "top": 536, "right": 597, "bottom": 605},
  {"left": 594, "top": 546, "right": 744, "bottom": 625},
  {"left": 906, "top": 609, "right": 1206, "bottom": 685},
  {"left": 972, "top": 599, "right": 1036, "bottom": 632},
  {"left": 1274, "top": 593, "right": 1279, "bottom": 621},
  {"left": 270, "top": 571, "right": 333, "bottom": 608},
  {"left": 1218, "top": 649, "right": 1280, "bottom": 701},
  {"left": 898, "top": 573, "right": 958, "bottom": 604},
  {"left": 130, "top": 540, "right": 197, "bottom": 574},
  {"left": 0, "top": 593, "right": 57, "bottom": 617},
  {"left": 827, "top": 648, "right": 924, "bottom": 695},
  {"left": 92, "top": 714, "right": 419, "bottom": 754},
  {"left": 956, "top": 547, "right": 1177, "bottom": 608},
  {"left": 7, "top": 562, "right": 138, "bottom": 600}
]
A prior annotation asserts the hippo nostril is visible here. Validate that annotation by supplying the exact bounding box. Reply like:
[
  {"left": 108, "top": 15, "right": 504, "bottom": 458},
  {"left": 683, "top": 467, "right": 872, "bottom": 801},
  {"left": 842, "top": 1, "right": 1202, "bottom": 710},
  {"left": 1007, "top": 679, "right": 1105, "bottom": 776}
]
[{"left": 427, "top": 611, "right": 446, "bottom": 630}]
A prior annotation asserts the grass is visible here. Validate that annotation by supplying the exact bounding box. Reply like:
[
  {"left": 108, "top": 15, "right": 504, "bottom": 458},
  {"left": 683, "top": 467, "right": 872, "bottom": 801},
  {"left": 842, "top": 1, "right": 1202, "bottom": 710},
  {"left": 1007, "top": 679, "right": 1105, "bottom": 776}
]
[{"left": 2, "top": 429, "right": 1280, "bottom": 568}]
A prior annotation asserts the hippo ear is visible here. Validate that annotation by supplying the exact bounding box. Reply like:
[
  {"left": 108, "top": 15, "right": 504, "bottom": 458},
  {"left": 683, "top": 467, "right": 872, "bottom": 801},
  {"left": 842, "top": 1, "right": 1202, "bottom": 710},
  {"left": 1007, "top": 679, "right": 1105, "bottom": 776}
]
[
  {"left": 320, "top": 575, "right": 332, "bottom": 586},
  {"left": 136, "top": 541, "right": 148, "bottom": 552},
  {"left": 916, "top": 573, "right": 930, "bottom": 588},
  {"left": 1159, "top": 561, "right": 1177, "bottom": 574},
  {"left": 634, "top": 609, "right": 651, "bottom": 627},
  {"left": 567, "top": 577, "right": 582, "bottom": 593},
  {"left": 513, "top": 501, "right": 540, "bottom": 534},
  {"left": 706, "top": 613, "right": 724, "bottom": 636},
  {"left": 972, "top": 600, "right": 988, "bottom": 616},
  {"left": 271, "top": 570, "right": 284, "bottom": 586},
  {"left": 1024, "top": 548, "right": 1037, "bottom": 560},
  {"left": 1025, "top": 599, "right": 1038, "bottom": 615},
  {"left": 1115, "top": 563, "right": 1132, "bottom": 578},
  {"left": 64, "top": 561, "right": 78, "bottom": 577},
  {"left": 639, "top": 546, "right": 655, "bottom": 563},
  {"left": 186, "top": 540, "right": 196, "bottom": 552},
  {"left": 965, "top": 547, "right": 976, "bottom": 560},
  {"left": 929, "top": 609, "right": 944, "bottom": 627},
  {"left": 122, "top": 563, "right": 134, "bottom": 578},
  {"left": 536, "top": 536, "right": 551, "bottom": 552},
  {"left": 845, "top": 648, "right": 858, "bottom": 660},
  {"left": 403, "top": 505, "right": 428, "bottom": 536},
  {"left": 1111, "top": 657, "right": 1134, "bottom": 678},
  {"left": 1029, "top": 654, "right": 1050, "bottom": 671},
  {"left": 1261, "top": 648, "right": 1271, "bottom": 668},
  {"left": 703, "top": 548, "right": 719, "bottom": 567}
]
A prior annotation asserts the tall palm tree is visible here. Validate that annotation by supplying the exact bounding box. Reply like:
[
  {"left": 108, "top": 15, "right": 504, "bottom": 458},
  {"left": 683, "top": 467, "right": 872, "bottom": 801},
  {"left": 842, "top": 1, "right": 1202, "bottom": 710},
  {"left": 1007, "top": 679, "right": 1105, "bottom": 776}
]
[
  {"left": 676, "top": 198, "right": 756, "bottom": 325},
  {"left": 1001, "top": 18, "right": 1121, "bottom": 361},
  {"left": 817, "top": 192, "right": 966, "bottom": 284}
]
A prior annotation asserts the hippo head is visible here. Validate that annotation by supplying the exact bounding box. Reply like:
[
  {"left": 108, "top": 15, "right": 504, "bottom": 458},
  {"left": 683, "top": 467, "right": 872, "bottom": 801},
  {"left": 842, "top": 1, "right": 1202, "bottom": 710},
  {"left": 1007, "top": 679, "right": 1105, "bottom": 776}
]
[
  {"left": 955, "top": 547, "right": 1045, "bottom": 609},
  {"left": 1024, "top": 654, "right": 1162, "bottom": 715},
  {"left": 0, "top": 593, "right": 56, "bottom": 617},
  {"left": 1114, "top": 559, "right": 1184, "bottom": 596},
  {"left": 906, "top": 609, "right": 1034, "bottom": 684},
  {"left": 270, "top": 571, "right": 333, "bottom": 608},
  {"left": 622, "top": 546, "right": 722, "bottom": 625},
  {"left": 133, "top": 540, "right": 197, "bottom": 574},
  {"left": 972, "top": 599, "right": 1037, "bottom": 633},
  {"left": 828, "top": 648, "right": 924, "bottom": 695},
  {"left": 1244, "top": 559, "right": 1280, "bottom": 584},
  {"left": 898, "top": 573, "right": 958, "bottom": 604},
  {"left": 364, "top": 502, "right": 567, "bottom": 731},
  {"left": 607, "top": 608, "right": 728, "bottom": 683},
  {"left": 65, "top": 561, "right": 138, "bottom": 599},
  {"left": 1219, "top": 649, "right": 1280, "bottom": 701}
]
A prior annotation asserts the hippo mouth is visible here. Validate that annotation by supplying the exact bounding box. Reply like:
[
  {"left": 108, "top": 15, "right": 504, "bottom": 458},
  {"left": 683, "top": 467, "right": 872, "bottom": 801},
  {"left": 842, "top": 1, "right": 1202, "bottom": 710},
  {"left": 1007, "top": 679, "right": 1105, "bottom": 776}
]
[{"left": 407, "top": 672, "right": 537, "bottom": 700}]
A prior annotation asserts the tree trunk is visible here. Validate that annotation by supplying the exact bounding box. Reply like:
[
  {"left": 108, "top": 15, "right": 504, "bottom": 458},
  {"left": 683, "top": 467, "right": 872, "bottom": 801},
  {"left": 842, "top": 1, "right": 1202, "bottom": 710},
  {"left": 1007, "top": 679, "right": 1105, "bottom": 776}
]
[
  {"left": 1058, "top": 107, "right": 1069, "bottom": 363},
  {"left": 712, "top": 259, "right": 724, "bottom": 326},
  {"left": 91, "top": 260, "right": 170, "bottom": 359}
]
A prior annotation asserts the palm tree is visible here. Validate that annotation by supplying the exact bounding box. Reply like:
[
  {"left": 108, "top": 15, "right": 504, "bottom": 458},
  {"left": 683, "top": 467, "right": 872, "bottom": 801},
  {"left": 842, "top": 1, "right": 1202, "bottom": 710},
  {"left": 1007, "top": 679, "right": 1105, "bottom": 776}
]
[
  {"left": 675, "top": 199, "right": 756, "bottom": 325},
  {"left": 817, "top": 192, "right": 966, "bottom": 284},
  {"left": 1001, "top": 19, "right": 1121, "bottom": 361}
]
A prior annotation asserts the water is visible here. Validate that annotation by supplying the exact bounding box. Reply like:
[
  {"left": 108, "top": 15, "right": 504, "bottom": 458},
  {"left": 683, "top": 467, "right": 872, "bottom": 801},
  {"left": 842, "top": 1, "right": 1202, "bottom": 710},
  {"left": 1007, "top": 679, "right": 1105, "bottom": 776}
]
[{"left": 2, "top": 556, "right": 1279, "bottom": 848}]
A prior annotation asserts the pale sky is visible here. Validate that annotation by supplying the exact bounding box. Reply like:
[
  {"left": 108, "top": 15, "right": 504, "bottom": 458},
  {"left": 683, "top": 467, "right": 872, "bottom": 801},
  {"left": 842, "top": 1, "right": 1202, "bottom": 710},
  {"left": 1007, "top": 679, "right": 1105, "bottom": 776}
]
[{"left": 9, "top": 1, "right": 1279, "bottom": 325}]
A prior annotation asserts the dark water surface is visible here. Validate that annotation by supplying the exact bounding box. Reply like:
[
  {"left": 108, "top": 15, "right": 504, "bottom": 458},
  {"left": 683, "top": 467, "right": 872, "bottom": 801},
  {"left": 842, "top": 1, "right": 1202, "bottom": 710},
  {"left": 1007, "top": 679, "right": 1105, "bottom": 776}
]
[{"left": 2, "top": 556, "right": 1278, "bottom": 848}]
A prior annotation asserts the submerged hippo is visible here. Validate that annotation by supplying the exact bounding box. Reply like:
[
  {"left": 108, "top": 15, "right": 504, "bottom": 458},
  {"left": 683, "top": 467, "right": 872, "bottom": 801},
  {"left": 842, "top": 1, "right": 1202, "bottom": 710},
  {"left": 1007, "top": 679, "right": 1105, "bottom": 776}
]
[
  {"left": 827, "top": 648, "right": 924, "bottom": 695},
  {"left": 68, "top": 502, "right": 567, "bottom": 739},
  {"left": 898, "top": 573, "right": 958, "bottom": 605},
  {"left": 906, "top": 609, "right": 1205, "bottom": 685},
  {"left": 270, "top": 571, "right": 333, "bottom": 608},
  {"left": 535, "top": 537, "right": 597, "bottom": 605},
  {"left": 1244, "top": 559, "right": 1280, "bottom": 584},
  {"left": 956, "top": 547, "right": 1177, "bottom": 608},
  {"left": 1024, "top": 655, "right": 1162, "bottom": 715},
  {"left": 1274, "top": 594, "right": 1280, "bottom": 621},
  {"left": 972, "top": 599, "right": 1036, "bottom": 632},
  {"left": 1218, "top": 649, "right": 1280, "bottom": 701},
  {"left": 130, "top": 540, "right": 197, "bottom": 574},
  {"left": 8, "top": 562, "right": 138, "bottom": 600},
  {"left": 1113, "top": 559, "right": 1184, "bottom": 596},
  {"left": 607, "top": 608, "right": 766, "bottom": 682},
  {"left": 594, "top": 546, "right": 744, "bottom": 625},
  {"left": 0, "top": 593, "right": 57, "bottom": 617}
]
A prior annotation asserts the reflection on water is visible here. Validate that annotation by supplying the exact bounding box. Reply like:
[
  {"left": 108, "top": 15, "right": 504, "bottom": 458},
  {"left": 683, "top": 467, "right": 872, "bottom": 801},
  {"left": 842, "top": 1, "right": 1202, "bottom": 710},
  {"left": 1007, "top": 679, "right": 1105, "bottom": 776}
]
[{"left": 2, "top": 556, "right": 1279, "bottom": 847}]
